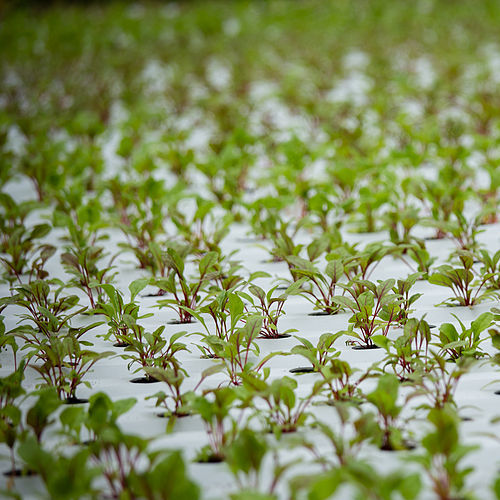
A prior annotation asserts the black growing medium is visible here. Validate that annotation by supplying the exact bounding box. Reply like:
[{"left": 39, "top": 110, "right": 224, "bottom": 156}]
[
  {"left": 130, "top": 376, "right": 160, "bottom": 384},
  {"left": 289, "top": 366, "right": 315, "bottom": 374}
]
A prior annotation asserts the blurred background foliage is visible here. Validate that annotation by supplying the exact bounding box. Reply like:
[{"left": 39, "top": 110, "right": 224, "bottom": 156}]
[{"left": 1, "top": 0, "right": 500, "bottom": 153}]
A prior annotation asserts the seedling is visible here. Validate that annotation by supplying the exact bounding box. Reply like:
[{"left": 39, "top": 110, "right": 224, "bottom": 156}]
[
  {"left": 155, "top": 249, "right": 219, "bottom": 323},
  {"left": 290, "top": 455, "right": 421, "bottom": 500},
  {"left": 119, "top": 323, "right": 189, "bottom": 382},
  {"left": 429, "top": 210, "right": 488, "bottom": 251},
  {"left": 374, "top": 316, "right": 432, "bottom": 380},
  {"left": 0, "top": 314, "right": 22, "bottom": 370},
  {"left": 290, "top": 333, "right": 342, "bottom": 372},
  {"left": 286, "top": 256, "right": 346, "bottom": 315},
  {"left": 0, "top": 362, "right": 26, "bottom": 478},
  {"left": 6, "top": 279, "right": 84, "bottom": 338},
  {"left": 343, "top": 242, "right": 389, "bottom": 282},
  {"left": 201, "top": 314, "right": 281, "bottom": 386},
  {"left": 365, "top": 373, "right": 412, "bottom": 450},
  {"left": 187, "top": 386, "right": 242, "bottom": 462},
  {"left": 304, "top": 403, "right": 374, "bottom": 467},
  {"left": 145, "top": 363, "right": 223, "bottom": 427},
  {"left": 241, "top": 372, "right": 324, "bottom": 434},
  {"left": 397, "top": 241, "right": 436, "bottom": 278},
  {"left": 479, "top": 248, "right": 500, "bottom": 290},
  {"left": 240, "top": 281, "right": 303, "bottom": 338},
  {"left": 407, "top": 407, "right": 478, "bottom": 500},
  {"left": 25, "top": 333, "right": 113, "bottom": 401},
  {"left": 0, "top": 223, "right": 52, "bottom": 279},
  {"left": 410, "top": 354, "right": 474, "bottom": 409},
  {"left": 435, "top": 312, "right": 493, "bottom": 360},
  {"left": 94, "top": 280, "right": 151, "bottom": 345},
  {"left": 60, "top": 245, "right": 116, "bottom": 309},
  {"left": 59, "top": 392, "right": 136, "bottom": 446},
  {"left": 428, "top": 250, "right": 497, "bottom": 306},
  {"left": 334, "top": 278, "right": 402, "bottom": 348},
  {"left": 190, "top": 287, "right": 248, "bottom": 345},
  {"left": 116, "top": 177, "right": 177, "bottom": 272},
  {"left": 126, "top": 450, "right": 201, "bottom": 499},
  {"left": 226, "top": 428, "right": 295, "bottom": 498},
  {"left": 382, "top": 204, "right": 420, "bottom": 247},
  {"left": 18, "top": 437, "right": 98, "bottom": 499},
  {"left": 267, "top": 220, "right": 305, "bottom": 263},
  {"left": 171, "top": 196, "right": 233, "bottom": 252},
  {"left": 319, "top": 358, "right": 371, "bottom": 403},
  {"left": 391, "top": 272, "right": 423, "bottom": 325}
]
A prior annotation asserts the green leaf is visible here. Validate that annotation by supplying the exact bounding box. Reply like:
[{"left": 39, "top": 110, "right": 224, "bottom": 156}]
[
  {"left": 284, "top": 277, "right": 307, "bottom": 296},
  {"left": 440, "top": 323, "right": 459, "bottom": 343},
  {"left": 129, "top": 278, "right": 149, "bottom": 301},
  {"left": 331, "top": 295, "right": 357, "bottom": 311},
  {"left": 471, "top": 312, "right": 493, "bottom": 335},
  {"left": 248, "top": 284, "right": 266, "bottom": 302},
  {"left": 199, "top": 251, "right": 218, "bottom": 276},
  {"left": 372, "top": 335, "right": 390, "bottom": 349}
]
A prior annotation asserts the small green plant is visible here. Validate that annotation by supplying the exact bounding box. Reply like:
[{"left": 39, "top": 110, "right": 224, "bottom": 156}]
[
  {"left": 408, "top": 407, "right": 478, "bottom": 500},
  {"left": 428, "top": 250, "right": 496, "bottom": 306},
  {"left": 240, "top": 281, "right": 302, "bottom": 338},
  {"left": 171, "top": 196, "right": 232, "bottom": 252},
  {"left": 187, "top": 386, "right": 242, "bottom": 462},
  {"left": 0, "top": 223, "right": 52, "bottom": 279},
  {"left": 0, "top": 194, "right": 41, "bottom": 249},
  {"left": 145, "top": 363, "right": 222, "bottom": 428},
  {"left": 411, "top": 354, "right": 473, "bottom": 409},
  {"left": 479, "top": 248, "right": 500, "bottom": 290},
  {"left": 430, "top": 210, "right": 488, "bottom": 252},
  {"left": 365, "top": 373, "right": 412, "bottom": 450},
  {"left": 349, "top": 177, "right": 391, "bottom": 233},
  {"left": 116, "top": 177, "right": 177, "bottom": 273},
  {"left": 6, "top": 279, "right": 84, "bottom": 337},
  {"left": 52, "top": 194, "right": 108, "bottom": 250},
  {"left": 398, "top": 240, "right": 436, "bottom": 278},
  {"left": 435, "top": 312, "right": 493, "bottom": 360},
  {"left": 88, "top": 416, "right": 150, "bottom": 497},
  {"left": 290, "top": 333, "right": 341, "bottom": 372},
  {"left": 226, "top": 428, "right": 294, "bottom": 499},
  {"left": 286, "top": 256, "right": 346, "bottom": 315},
  {"left": 17, "top": 436, "right": 98, "bottom": 499},
  {"left": 191, "top": 287, "right": 248, "bottom": 345},
  {"left": 59, "top": 392, "right": 136, "bottom": 446},
  {"left": 267, "top": 220, "right": 305, "bottom": 263},
  {"left": 94, "top": 280, "right": 151, "bottom": 345},
  {"left": 319, "top": 358, "right": 371, "bottom": 403},
  {"left": 343, "top": 242, "right": 389, "bottom": 282},
  {"left": 290, "top": 456, "right": 421, "bottom": 500},
  {"left": 383, "top": 204, "right": 420, "bottom": 247},
  {"left": 418, "top": 169, "right": 471, "bottom": 240},
  {"left": 304, "top": 403, "right": 377, "bottom": 468},
  {"left": 334, "top": 278, "right": 402, "bottom": 348},
  {"left": 60, "top": 245, "right": 116, "bottom": 309},
  {"left": 246, "top": 196, "right": 293, "bottom": 242},
  {"left": 201, "top": 314, "right": 280, "bottom": 386},
  {"left": 0, "top": 314, "right": 22, "bottom": 370},
  {"left": 391, "top": 272, "right": 423, "bottom": 326},
  {"left": 25, "top": 387, "right": 62, "bottom": 443},
  {"left": 0, "top": 362, "right": 26, "bottom": 478},
  {"left": 127, "top": 450, "right": 201, "bottom": 500},
  {"left": 119, "top": 323, "right": 189, "bottom": 382},
  {"left": 24, "top": 333, "right": 113, "bottom": 401},
  {"left": 155, "top": 249, "right": 219, "bottom": 324},
  {"left": 241, "top": 373, "right": 324, "bottom": 434},
  {"left": 374, "top": 316, "right": 432, "bottom": 381}
]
